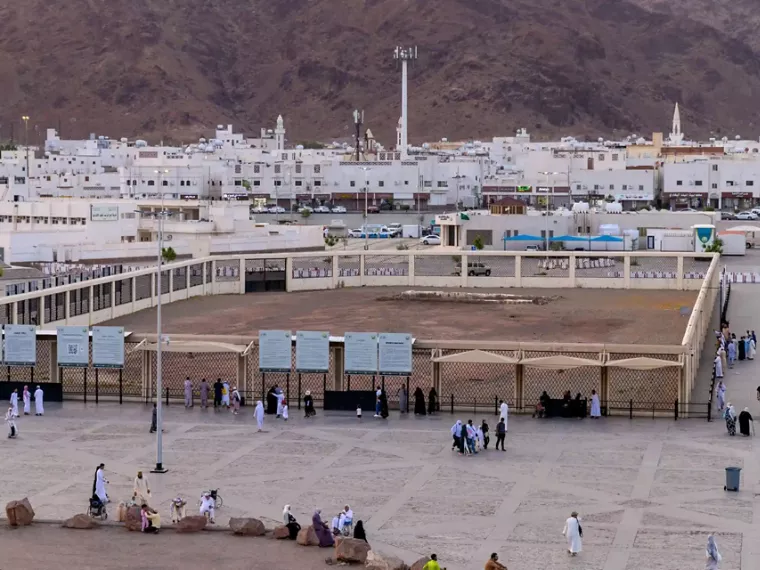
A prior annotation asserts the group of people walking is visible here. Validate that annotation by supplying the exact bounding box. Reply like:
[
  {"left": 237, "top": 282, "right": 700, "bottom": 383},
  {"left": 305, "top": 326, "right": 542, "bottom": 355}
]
[
  {"left": 450, "top": 401, "right": 509, "bottom": 455},
  {"left": 714, "top": 322, "right": 755, "bottom": 437},
  {"left": 6, "top": 386, "right": 45, "bottom": 438}
]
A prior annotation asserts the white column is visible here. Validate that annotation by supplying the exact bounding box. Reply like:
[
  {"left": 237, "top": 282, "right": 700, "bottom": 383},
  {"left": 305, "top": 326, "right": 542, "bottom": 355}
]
[{"left": 401, "top": 60, "right": 408, "bottom": 158}]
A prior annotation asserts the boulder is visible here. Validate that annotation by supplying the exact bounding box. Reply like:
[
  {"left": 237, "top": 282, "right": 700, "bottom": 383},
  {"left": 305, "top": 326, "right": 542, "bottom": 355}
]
[
  {"left": 365, "top": 551, "right": 409, "bottom": 570},
  {"left": 273, "top": 525, "right": 290, "bottom": 539},
  {"left": 124, "top": 506, "right": 142, "bottom": 531},
  {"left": 63, "top": 514, "right": 98, "bottom": 530},
  {"left": 5, "top": 498, "right": 35, "bottom": 526},
  {"left": 410, "top": 558, "right": 431, "bottom": 570},
  {"left": 296, "top": 525, "right": 320, "bottom": 546},
  {"left": 336, "top": 537, "right": 371, "bottom": 564},
  {"left": 229, "top": 517, "right": 266, "bottom": 536},
  {"left": 176, "top": 515, "right": 208, "bottom": 533}
]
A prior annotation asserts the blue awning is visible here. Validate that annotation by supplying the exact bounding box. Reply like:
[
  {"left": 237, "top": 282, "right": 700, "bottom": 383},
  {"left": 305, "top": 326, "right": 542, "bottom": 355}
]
[
  {"left": 592, "top": 235, "right": 623, "bottom": 242},
  {"left": 550, "top": 235, "right": 587, "bottom": 242},
  {"left": 503, "top": 234, "right": 542, "bottom": 241}
]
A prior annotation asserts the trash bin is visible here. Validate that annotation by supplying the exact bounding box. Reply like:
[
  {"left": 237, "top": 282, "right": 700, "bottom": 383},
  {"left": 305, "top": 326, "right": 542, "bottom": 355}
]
[{"left": 724, "top": 467, "right": 741, "bottom": 492}]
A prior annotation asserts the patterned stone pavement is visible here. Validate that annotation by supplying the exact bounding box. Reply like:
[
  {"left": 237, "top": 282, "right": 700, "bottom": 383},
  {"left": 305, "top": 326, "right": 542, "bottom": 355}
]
[{"left": 0, "top": 401, "right": 757, "bottom": 570}]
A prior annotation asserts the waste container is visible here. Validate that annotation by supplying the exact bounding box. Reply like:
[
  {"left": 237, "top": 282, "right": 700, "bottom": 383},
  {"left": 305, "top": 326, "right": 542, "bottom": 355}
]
[{"left": 724, "top": 467, "right": 741, "bottom": 492}]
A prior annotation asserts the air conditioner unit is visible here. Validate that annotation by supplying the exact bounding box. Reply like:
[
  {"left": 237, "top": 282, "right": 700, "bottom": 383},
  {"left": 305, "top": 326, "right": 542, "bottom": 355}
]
[{"left": 165, "top": 235, "right": 173, "bottom": 241}]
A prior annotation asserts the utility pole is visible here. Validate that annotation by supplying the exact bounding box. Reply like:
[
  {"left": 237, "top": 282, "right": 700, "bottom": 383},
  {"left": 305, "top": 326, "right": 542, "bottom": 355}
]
[{"left": 353, "top": 109, "right": 363, "bottom": 162}]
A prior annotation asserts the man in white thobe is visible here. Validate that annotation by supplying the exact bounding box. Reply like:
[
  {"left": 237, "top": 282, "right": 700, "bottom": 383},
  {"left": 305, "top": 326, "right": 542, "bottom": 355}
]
[
  {"left": 499, "top": 400, "right": 508, "bottom": 431},
  {"left": 275, "top": 389, "right": 285, "bottom": 418},
  {"left": 254, "top": 400, "right": 264, "bottom": 431},
  {"left": 562, "top": 512, "right": 582, "bottom": 555},
  {"left": 714, "top": 353, "right": 724, "bottom": 379},
  {"left": 22, "top": 386, "right": 31, "bottom": 415},
  {"left": 9, "top": 389, "right": 19, "bottom": 418},
  {"left": 199, "top": 493, "right": 215, "bottom": 523},
  {"left": 133, "top": 471, "right": 151, "bottom": 506},
  {"left": 34, "top": 386, "right": 44, "bottom": 416},
  {"left": 95, "top": 464, "right": 109, "bottom": 503},
  {"left": 590, "top": 390, "right": 601, "bottom": 418}
]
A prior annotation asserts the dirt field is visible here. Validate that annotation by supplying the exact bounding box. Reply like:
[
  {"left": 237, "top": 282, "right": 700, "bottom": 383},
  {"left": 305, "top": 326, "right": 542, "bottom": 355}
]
[
  {"left": 107, "top": 287, "right": 697, "bottom": 344},
  {"left": 0, "top": 525, "right": 331, "bottom": 570}
]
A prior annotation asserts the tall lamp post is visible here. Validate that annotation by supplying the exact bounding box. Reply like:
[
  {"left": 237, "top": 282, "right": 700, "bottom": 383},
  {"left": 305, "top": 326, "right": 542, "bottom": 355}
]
[
  {"left": 361, "top": 166, "right": 371, "bottom": 251},
  {"left": 353, "top": 109, "right": 364, "bottom": 162},
  {"left": 152, "top": 168, "right": 169, "bottom": 474},
  {"left": 21, "top": 116, "right": 30, "bottom": 188},
  {"left": 538, "top": 171, "right": 560, "bottom": 253}
]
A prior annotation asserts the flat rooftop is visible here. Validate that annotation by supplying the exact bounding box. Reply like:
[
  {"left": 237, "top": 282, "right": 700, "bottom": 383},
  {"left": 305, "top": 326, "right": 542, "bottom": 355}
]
[{"left": 107, "top": 287, "right": 697, "bottom": 344}]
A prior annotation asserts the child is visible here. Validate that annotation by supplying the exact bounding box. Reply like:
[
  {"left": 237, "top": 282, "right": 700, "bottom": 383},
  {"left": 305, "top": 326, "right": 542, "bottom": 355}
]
[{"left": 282, "top": 400, "right": 289, "bottom": 421}]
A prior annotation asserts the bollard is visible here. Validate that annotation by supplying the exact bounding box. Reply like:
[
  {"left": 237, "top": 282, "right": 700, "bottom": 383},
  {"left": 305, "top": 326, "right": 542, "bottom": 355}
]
[
  {"left": 165, "top": 387, "right": 169, "bottom": 406},
  {"left": 629, "top": 399, "right": 633, "bottom": 419},
  {"left": 707, "top": 402, "right": 712, "bottom": 422},
  {"left": 450, "top": 394, "right": 454, "bottom": 414},
  {"left": 494, "top": 397, "right": 498, "bottom": 416},
  {"left": 674, "top": 399, "right": 679, "bottom": 421}
]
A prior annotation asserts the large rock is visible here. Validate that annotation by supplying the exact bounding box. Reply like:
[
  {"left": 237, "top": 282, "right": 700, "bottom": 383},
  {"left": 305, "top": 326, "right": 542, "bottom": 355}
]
[
  {"left": 336, "top": 537, "right": 371, "bottom": 564},
  {"left": 296, "top": 525, "right": 320, "bottom": 546},
  {"left": 63, "top": 514, "right": 98, "bottom": 530},
  {"left": 124, "top": 506, "right": 142, "bottom": 531},
  {"left": 365, "top": 551, "right": 409, "bottom": 570},
  {"left": 229, "top": 517, "right": 266, "bottom": 536},
  {"left": 410, "top": 558, "right": 432, "bottom": 570},
  {"left": 5, "top": 498, "right": 35, "bottom": 526},
  {"left": 273, "top": 525, "right": 290, "bottom": 539},
  {"left": 176, "top": 515, "right": 208, "bottom": 532}
]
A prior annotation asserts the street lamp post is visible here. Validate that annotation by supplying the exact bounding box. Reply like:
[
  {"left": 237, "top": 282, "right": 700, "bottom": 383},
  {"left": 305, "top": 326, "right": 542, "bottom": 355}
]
[
  {"left": 361, "top": 166, "right": 371, "bottom": 250},
  {"left": 152, "top": 168, "right": 169, "bottom": 474},
  {"left": 539, "top": 171, "right": 559, "bottom": 253},
  {"left": 21, "top": 116, "right": 29, "bottom": 188}
]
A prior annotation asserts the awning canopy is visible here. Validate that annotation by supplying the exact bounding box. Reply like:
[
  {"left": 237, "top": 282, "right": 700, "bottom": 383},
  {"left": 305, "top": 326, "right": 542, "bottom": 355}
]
[
  {"left": 503, "top": 234, "right": 542, "bottom": 241},
  {"left": 592, "top": 235, "right": 623, "bottom": 242},
  {"left": 605, "top": 356, "right": 682, "bottom": 370},
  {"left": 433, "top": 349, "right": 519, "bottom": 364},
  {"left": 520, "top": 355, "right": 602, "bottom": 369},
  {"left": 550, "top": 235, "right": 587, "bottom": 242},
  {"left": 722, "top": 225, "right": 760, "bottom": 233},
  {"left": 136, "top": 340, "right": 248, "bottom": 354}
]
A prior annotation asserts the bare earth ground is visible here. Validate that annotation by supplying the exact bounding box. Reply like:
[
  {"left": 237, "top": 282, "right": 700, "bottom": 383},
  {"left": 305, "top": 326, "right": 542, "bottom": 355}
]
[
  {"left": 107, "top": 287, "right": 697, "bottom": 344},
  {"left": 0, "top": 525, "right": 330, "bottom": 570}
]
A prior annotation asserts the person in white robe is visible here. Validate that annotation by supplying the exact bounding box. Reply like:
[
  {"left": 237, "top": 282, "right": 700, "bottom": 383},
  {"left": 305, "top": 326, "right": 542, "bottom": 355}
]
[
  {"left": 133, "top": 471, "right": 151, "bottom": 506},
  {"left": 275, "top": 388, "right": 285, "bottom": 418},
  {"left": 705, "top": 534, "right": 721, "bottom": 570},
  {"left": 718, "top": 346, "right": 727, "bottom": 374},
  {"left": 716, "top": 381, "right": 727, "bottom": 411},
  {"left": 94, "top": 464, "right": 109, "bottom": 503},
  {"left": 34, "top": 386, "right": 44, "bottom": 416},
  {"left": 750, "top": 338, "right": 757, "bottom": 360},
  {"left": 5, "top": 407, "right": 17, "bottom": 438},
  {"left": 331, "top": 514, "right": 341, "bottom": 534},
  {"left": 9, "top": 389, "right": 19, "bottom": 418},
  {"left": 199, "top": 492, "right": 215, "bottom": 523},
  {"left": 590, "top": 389, "right": 601, "bottom": 418},
  {"left": 282, "top": 401, "right": 289, "bottom": 421},
  {"left": 254, "top": 400, "right": 264, "bottom": 431},
  {"left": 22, "top": 385, "right": 31, "bottom": 415},
  {"left": 339, "top": 505, "right": 354, "bottom": 536},
  {"left": 714, "top": 353, "right": 724, "bottom": 379},
  {"left": 499, "top": 400, "right": 508, "bottom": 431},
  {"left": 221, "top": 381, "right": 230, "bottom": 408},
  {"left": 562, "top": 511, "right": 582, "bottom": 555}
]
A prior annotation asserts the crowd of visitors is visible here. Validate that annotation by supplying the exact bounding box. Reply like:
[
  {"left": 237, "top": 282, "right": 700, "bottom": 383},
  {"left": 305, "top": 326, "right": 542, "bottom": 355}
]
[{"left": 715, "top": 322, "right": 755, "bottom": 437}]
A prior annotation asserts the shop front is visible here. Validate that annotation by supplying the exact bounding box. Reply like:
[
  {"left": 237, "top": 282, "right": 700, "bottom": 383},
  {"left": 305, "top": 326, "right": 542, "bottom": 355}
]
[
  {"left": 721, "top": 192, "right": 754, "bottom": 211},
  {"left": 665, "top": 192, "right": 707, "bottom": 210}
]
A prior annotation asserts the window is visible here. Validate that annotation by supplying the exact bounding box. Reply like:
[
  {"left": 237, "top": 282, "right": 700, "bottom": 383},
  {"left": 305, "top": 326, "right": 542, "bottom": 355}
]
[
  {"left": 253, "top": 180, "right": 260, "bottom": 186},
  {"left": 695, "top": 180, "right": 703, "bottom": 186},
  {"left": 638, "top": 185, "right": 644, "bottom": 191},
  {"left": 593, "top": 184, "right": 600, "bottom": 190},
  {"left": 424, "top": 181, "right": 432, "bottom": 187},
  {"left": 314, "top": 165, "right": 321, "bottom": 174},
  {"left": 314, "top": 181, "right": 321, "bottom": 186},
  {"left": 180, "top": 181, "right": 185, "bottom": 186},
  {"left": 748, "top": 181, "right": 755, "bottom": 186},
  {"left": 295, "top": 164, "right": 302, "bottom": 174},
  {"left": 712, "top": 164, "right": 718, "bottom": 171},
  {"left": 726, "top": 181, "right": 735, "bottom": 186},
  {"left": 712, "top": 183, "right": 718, "bottom": 189},
  {"left": 126, "top": 180, "right": 131, "bottom": 186},
  {"left": 148, "top": 180, "right": 155, "bottom": 186},
  {"left": 437, "top": 181, "right": 448, "bottom": 188},
  {"left": 274, "top": 165, "right": 281, "bottom": 174},
  {"left": 575, "top": 184, "right": 581, "bottom": 190},
  {"left": 162, "top": 180, "right": 168, "bottom": 186},
  {"left": 612, "top": 154, "right": 619, "bottom": 161},
  {"left": 404, "top": 181, "right": 409, "bottom": 185},
  {"left": 84, "top": 176, "right": 89, "bottom": 181},
  {"left": 295, "top": 180, "right": 302, "bottom": 186},
  {"left": 350, "top": 181, "right": 356, "bottom": 187},
  {"left": 254, "top": 165, "right": 260, "bottom": 174},
  {"left": 609, "top": 184, "right": 614, "bottom": 190},
  {"left": 378, "top": 181, "right": 385, "bottom": 187},
  {"left": 281, "top": 153, "right": 287, "bottom": 160},
  {"left": 598, "top": 154, "right": 605, "bottom": 161},
  {"left": 234, "top": 180, "right": 241, "bottom": 186},
  {"left": 274, "top": 180, "right": 282, "bottom": 186},
  {"left": 622, "top": 184, "right": 628, "bottom": 190},
  {"left": 676, "top": 180, "right": 683, "bottom": 186}
]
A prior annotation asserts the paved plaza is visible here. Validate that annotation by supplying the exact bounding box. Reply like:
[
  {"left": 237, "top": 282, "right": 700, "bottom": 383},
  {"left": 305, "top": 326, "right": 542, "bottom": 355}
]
[{"left": 1, "top": 399, "right": 757, "bottom": 569}]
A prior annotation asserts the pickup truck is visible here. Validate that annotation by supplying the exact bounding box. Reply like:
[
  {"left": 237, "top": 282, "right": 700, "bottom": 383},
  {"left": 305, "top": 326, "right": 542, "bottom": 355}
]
[{"left": 454, "top": 262, "right": 492, "bottom": 276}]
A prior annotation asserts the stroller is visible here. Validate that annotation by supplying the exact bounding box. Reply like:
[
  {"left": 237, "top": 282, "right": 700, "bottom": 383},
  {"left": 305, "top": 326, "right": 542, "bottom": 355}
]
[{"left": 88, "top": 495, "right": 108, "bottom": 520}]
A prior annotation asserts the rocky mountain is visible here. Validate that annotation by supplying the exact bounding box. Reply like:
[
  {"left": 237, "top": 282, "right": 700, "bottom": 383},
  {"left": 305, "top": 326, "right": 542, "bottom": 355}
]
[{"left": 0, "top": 0, "right": 759, "bottom": 146}]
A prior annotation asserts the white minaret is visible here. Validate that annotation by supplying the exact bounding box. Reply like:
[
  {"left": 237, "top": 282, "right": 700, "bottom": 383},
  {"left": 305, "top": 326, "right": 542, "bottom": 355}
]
[
  {"left": 396, "top": 117, "right": 402, "bottom": 150},
  {"left": 669, "top": 103, "right": 683, "bottom": 144},
  {"left": 274, "top": 114, "right": 285, "bottom": 150},
  {"left": 394, "top": 46, "right": 417, "bottom": 157}
]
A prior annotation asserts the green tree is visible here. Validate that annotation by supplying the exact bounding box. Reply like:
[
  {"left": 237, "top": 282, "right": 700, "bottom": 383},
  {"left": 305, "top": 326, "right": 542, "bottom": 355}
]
[
  {"left": 704, "top": 238, "right": 723, "bottom": 254},
  {"left": 161, "top": 247, "right": 177, "bottom": 263},
  {"left": 301, "top": 209, "right": 312, "bottom": 218},
  {"left": 324, "top": 235, "right": 338, "bottom": 247}
]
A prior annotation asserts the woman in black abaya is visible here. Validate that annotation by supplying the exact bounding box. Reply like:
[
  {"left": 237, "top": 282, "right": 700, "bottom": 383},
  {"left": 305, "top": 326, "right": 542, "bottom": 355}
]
[
  {"left": 428, "top": 387, "right": 437, "bottom": 414},
  {"left": 413, "top": 387, "right": 426, "bottom": 415}
]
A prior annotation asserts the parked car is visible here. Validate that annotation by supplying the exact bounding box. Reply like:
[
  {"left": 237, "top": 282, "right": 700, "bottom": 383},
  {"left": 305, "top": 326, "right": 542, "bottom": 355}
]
[
  {"left": 751, "top": 208, "right": 760, "bottom": 217},
  {"left": 722, "top": 212, "right": 736, "bottom": 220},
  {"left": 314, "top": 205, "right": 331, "bottom": 213},
  {"left": 387, "top": 223, "right": 403, "bottom": 237},
  {"left": 420, "top": 234, "right": 441, "bottom": 245},
  {"left": 251, "top": 205, "right": 267, "bottom": 213},
  {"left": 736, "top": 211, "right": 758, "bottom": 220},
  {"left": 454, "top": 262, "right": 492, "bottom": 276},
  {"left": 331, "top": 205, "right": 347, "bottom": 213},
  {"left": 525, "top": 244, "right": 542, "bottom": 251},
  {"left": 268, "top": 206, "right": 287, "bottom": 214},
  {"left": 348, "top": 229, "right": 364, "bottom": 238},
  {"left": 367, "top": 205, "right": 380, "bottom": 214},
  {"left": 297, "top": 205, "right": 313, "bottom": 213}
]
